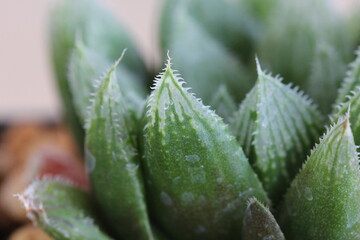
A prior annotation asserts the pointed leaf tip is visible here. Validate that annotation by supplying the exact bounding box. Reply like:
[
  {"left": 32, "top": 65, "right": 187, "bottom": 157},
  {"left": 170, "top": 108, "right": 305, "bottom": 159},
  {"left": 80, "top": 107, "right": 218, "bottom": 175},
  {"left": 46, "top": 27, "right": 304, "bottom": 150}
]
[
  {"left": 17, "top": 179, "right": 111, "bottom": 240},
  {"left": 166, "top": 50, "right": 172, "bottom": 68},
  {"left": 279, "top": 114, "right": 360, "bottom": 240},
  {"left": 242, "top": 198, "right": 285, "bottom": 240},
  {"left": 231, "top": 68, "right": 322, "bottom": 203},
  {"left": 255, "top": 56, "right": 262, "bottom": 75}
]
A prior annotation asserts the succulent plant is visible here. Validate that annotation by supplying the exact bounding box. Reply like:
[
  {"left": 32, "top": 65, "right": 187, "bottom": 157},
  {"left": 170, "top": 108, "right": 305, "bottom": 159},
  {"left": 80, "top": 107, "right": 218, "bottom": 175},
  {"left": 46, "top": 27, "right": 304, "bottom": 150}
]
[{"left": 17, "top": 0, "right": 360, "bottom": 239}]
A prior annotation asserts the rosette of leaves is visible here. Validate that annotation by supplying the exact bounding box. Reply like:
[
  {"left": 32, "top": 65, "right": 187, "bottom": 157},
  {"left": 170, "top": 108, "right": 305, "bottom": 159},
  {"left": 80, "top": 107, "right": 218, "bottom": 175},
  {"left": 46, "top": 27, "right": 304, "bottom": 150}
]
[{"left": 17, "top": 0, "right": 360, "bottom": 239}]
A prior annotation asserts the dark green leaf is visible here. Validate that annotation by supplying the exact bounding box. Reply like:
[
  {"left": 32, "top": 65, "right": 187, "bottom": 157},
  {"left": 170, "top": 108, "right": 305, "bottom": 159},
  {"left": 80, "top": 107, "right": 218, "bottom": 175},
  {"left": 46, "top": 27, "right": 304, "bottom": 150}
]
[{"left": 242, "top": 198, "right": 285, "bottom": 240}]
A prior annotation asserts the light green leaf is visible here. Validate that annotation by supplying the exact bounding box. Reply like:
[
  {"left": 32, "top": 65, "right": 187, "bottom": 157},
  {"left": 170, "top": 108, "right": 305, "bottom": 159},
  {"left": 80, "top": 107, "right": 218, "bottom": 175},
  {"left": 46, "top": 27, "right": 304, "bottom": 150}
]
[
  {"left": 68, "top": 40, "right": 108, "bottom": 123},
  {"left": 17, "top": 179, "right": 112, "bottom": 240},
  {"left": 85, "top": 60, "right": 155, "bottom": 240},
  {"left": 143, "top": 59, "right": 268, "bottom": 240},
  {"left": 332, "top": 87, "right": 360, "bottom": 146},
  {"left": 278, "top": 116, "right": 360, "bottom": 240},
  {"left": 242, "top": 198, "right": 285, "bottom": 240},
  {"left": 68, "top": 42, "right": 146, "bottom": 124},
  {"left": 160, "top": 0, "right": 253, "bottom": 105},
  {"left": 50, "top": 0, "right": 147, "bottom": 146},
  {"left": 209, "top": 85, "right": 237, "bottom": 123},
  {"left": 305, "top": 42, "right": 347, "bottom": 113},
  {"left": 231, "top": 61, "right": 322, "bottom": 202}
]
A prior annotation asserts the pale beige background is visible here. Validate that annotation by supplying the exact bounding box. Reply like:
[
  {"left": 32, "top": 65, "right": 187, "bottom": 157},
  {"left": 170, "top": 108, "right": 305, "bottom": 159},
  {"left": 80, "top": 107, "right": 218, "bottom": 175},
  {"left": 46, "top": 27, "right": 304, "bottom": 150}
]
[
  {"left": 0, "top": 0, "right": 162, "bottom": 120},
  {"left": 0, "top": 0, "right": 356, "bottom": 121}
]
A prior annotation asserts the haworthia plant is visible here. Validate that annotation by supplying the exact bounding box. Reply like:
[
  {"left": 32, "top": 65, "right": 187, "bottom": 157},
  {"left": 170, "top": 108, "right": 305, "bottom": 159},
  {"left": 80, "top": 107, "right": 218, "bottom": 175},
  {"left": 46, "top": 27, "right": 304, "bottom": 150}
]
[
  {"left": 50, "top": 0, "right": 147, "bottom": 146},
  {"left": 242, "top": 198, "right": 285, "bottom": 240},
  {"left": 17, "top": 0, "right": 360, "bottom": 239},
  {"left": 16, "top": 179, "right": 112, "bottom": 240},
  {"left": 278, "top": 116, "right": 360, "bottom": 240},
  {"left": 231, "top": 61, "right": 322, "bottom": 202},
  {"left": 143, "top": 59, "right": 268, "bottom": 240},
  {"left": 85, "top": 60, "right": 155, "bottom": 240}
]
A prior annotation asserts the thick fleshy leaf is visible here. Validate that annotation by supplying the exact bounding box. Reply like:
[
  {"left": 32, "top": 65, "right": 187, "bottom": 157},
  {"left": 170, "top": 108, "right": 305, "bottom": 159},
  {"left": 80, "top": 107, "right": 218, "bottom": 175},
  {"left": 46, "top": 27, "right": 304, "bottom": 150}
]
[
  {"left": 209, "top": 85, "right": 237, "bottom": 123},
  {"left": 231, "top": 62, "right": 322, "bottom": 202},
  {"left": 332, "top": 48, "right": 360, "bottom": 146},
  {"left": 50, "top": 0, "right": 147, "bottom": 146},
  {"left": 242, "top": 198, "right": 285, "bottom": 240},
  {"left": 335, "top": 47, "right": 360, "bottom": 106},
  {"left": 85, "top": 60, "right": 155, "bottom": 240},
  {"left": 160, "top": 0, "right": 253, "bottom": 105},
  {"left": 143, "top": 60, "right": 268, "bottom": 240},
  {"left": 68, "top": 40, "right": 108, "bottom": 123},
  {"left": 68, "top": 42, "right": 146, "bottom": 124},
  {"left": 16, "top": 179, "right": 112, "bottom": 240},
  {"left": 278, "top": 116, "right": 360, "bottom": 240},
  {"left": 258, "top": 0, "right": 352, "bottom": 113}
]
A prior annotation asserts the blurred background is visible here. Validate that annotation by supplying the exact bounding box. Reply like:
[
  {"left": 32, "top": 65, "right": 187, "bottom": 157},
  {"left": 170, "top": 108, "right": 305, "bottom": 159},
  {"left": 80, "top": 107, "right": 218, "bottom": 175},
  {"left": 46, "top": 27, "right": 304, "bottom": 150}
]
[
  {"left": 0, "top": 0, "right": 357, "bottom": 122},
  {"left": 0, "top": 0, "right": 162, "bottom": 121}
]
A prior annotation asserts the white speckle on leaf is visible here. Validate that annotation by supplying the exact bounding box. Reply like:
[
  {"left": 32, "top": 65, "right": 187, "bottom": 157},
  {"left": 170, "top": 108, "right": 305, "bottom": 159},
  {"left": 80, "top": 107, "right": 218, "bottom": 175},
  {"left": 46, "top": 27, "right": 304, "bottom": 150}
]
[
  {"left": 185, "top": 155, "right": 200, "bottom": 163},
  {"left": 304, "top": 187, "right": 313, "bottom": 201},
  {"left": 195, "top": 225, "right": 206, "bottom": 234},
  {"left": 85, "top": 149, "right": 96, "bottom": 173},
  {"left": 160, "top": 192, "right": 173, "bottom": 206},
  {"left": 181, "top": 192, "right": 195, "bottom": 204}
]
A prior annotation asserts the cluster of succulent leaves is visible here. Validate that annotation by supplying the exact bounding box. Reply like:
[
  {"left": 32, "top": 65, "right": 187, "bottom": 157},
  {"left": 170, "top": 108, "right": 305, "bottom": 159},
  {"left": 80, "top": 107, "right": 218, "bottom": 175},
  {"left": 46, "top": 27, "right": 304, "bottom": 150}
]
[{"left": 18, "top": 0, "right": 360, "bottom": 239}]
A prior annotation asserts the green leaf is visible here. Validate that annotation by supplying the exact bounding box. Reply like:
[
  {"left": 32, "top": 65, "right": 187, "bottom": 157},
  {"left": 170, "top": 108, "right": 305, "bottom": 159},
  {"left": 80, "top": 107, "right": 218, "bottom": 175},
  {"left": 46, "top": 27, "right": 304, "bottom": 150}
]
[
  {"left": 160, "top": 0, "right": 253, "bottom": 105},
  {"left": 231, "top": 61, "right": 322, "bottom": 202},
  {"left": 278, "top": 116, "right": 360, "bottom": 240},
  {"left": 68, "top": 40, "right": 108, "bottom": 123},
  {"left": 335, "top": 47, "right": 360, "bottom": 106},
  {"left": 332, "top": 87, "right": 360, "bottom": 146},
  {"left": 161, "top": 0, "right": 261, "bottom": 65},
  {"left": 331, "top": 47, "right": 360, "bottom": 146},
  {"left": 85, "top": 60, "right": 155, "bottom": 240},
  {"left": 209, "top": 85, "right": 237, "bottom": 123},
  {"left": 242, "top": 198, "right": 285, "bottom": 240},
  {"left": 50, "top": 0, "right": 147, "bottom": 146},
  {"left": 305, "top": 42, "right": 347, "bottom": 113},
  {"left": 257, "top": 0, "right": 351, "bottom": 113},
  {"left": 68, "top": 42, "right": 146, "bottom": 124},
  {"left": 143, "top": 59, "right": 268, "bottom": 240},
  {"left": 16, "top": 179, "right": 112, "bottom": 240}
]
